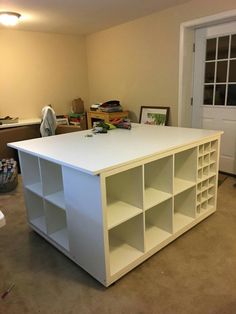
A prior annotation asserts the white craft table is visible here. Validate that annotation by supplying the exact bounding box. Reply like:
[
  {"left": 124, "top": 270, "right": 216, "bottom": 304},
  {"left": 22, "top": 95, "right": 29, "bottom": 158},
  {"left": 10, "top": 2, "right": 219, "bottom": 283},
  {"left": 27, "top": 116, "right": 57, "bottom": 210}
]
[{"left": 8, "top": 124, "right": 223, "bottom": 286}]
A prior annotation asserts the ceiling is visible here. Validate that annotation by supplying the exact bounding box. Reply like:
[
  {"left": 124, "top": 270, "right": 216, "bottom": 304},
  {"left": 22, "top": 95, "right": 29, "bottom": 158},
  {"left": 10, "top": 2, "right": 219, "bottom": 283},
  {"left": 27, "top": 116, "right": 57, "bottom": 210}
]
[{"left": 0, "top": 0, "right": 191, "bottom": 35}]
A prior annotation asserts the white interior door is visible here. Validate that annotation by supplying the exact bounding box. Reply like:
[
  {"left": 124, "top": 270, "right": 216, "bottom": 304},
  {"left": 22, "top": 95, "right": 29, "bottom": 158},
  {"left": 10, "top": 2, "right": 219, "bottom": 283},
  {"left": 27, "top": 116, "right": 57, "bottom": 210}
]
[{"left": 192, "top": 21, "right": 236, "bottom": 175}]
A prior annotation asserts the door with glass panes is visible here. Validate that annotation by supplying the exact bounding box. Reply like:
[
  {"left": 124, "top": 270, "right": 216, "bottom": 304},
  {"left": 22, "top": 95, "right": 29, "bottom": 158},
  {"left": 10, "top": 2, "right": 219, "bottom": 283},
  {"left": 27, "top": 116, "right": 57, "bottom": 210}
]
[{"left": 192, "top": 22, "right": 236, "bottom": 175}]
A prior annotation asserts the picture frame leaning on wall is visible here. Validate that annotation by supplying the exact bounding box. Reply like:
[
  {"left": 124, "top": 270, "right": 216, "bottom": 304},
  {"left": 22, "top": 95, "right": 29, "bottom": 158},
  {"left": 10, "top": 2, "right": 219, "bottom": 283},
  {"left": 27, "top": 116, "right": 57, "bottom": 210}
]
[{"left": 139, "top": 106, "right": 170, "bottom": 126}]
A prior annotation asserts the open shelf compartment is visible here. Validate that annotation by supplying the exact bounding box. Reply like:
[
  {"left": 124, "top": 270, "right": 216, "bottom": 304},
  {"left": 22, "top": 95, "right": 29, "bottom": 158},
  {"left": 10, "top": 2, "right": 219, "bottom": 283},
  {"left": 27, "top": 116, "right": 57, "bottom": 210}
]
[
  {"left": 19, "top": 151, "right": 42, "bottom": 196},
  {"left": 106, "top": 166, "right": 143, "bottom": 229},
  {"left": 109, "top": 214, "right": 144, "bottom": 276},
  {"left": 145, "top": 198, "right": 173, "bottom": 251},
  {"left": 25, "top": 190, "right": 46, "bottom": 233},
  {"left": 40, "top": 159, "right": 65, "bottom": 210},
  {"left": 173, "top": 187, "right": 196, "bottom": 232},
  {"left": 174, "top": 147, "right": 197, "bottom": 195},
  {"left": 45, "top": 201, "right": 69, "bottom": 251},
  {"left": 144, "top": 156, "right": 173, "bottom": 210}
]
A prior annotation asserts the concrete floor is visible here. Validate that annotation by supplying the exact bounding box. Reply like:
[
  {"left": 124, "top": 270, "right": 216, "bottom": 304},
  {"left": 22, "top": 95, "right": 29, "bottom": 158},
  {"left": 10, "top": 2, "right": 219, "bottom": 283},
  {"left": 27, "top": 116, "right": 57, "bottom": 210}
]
[{"left": 0, "top": 175, "right": 236, "bottom": 314}]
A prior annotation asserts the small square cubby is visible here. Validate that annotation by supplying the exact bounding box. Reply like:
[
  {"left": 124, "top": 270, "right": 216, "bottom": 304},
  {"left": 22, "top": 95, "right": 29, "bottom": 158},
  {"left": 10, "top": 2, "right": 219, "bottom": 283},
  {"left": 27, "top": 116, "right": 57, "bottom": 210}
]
[
  {"left": 210, "top": 151, "right": 217, "bottom": 163},
  {"left": 209, "top": 162, "right": 216, "bottom": 175},
  {"left": 197, "top": 193, "right": 201, "bottom": 205},
  {"left": 199, "top": 145, "right": 204, "bottom": 156},
  {"left": 197, "top": 204, "right": 201, "bottom": 214},
  {"left": 174, "top": 187, "right": 196, "bottom": 232},
  {"left": 106, "top": 166, "right": 143, "bottom": 230},
  {"left": 201, "top": 201, "right": 208, "bottom": 211},
  {"left": 201, "top": 190, "right": 208, "bottom": 202},
  {"left": 45, "top": 201, "right": 69, "bottom": 251},
  {"left": 198, "top": 169, "right": 202, "bottom": 181},
  {"left": 211, "top": 140, "right": 218, "bottom": 151},
  {"left": 174, "top": 148, "right": 197, "bottom": 195},
  {"left": 25, "top": 190, "right": 46, "bottom": 233},
  {"left": 202, "top": 166, "right": 209, "bottom": 179},
  {"left": 40, "top": 159, "right": 65, "bottom": 209},
  {"left": 204, "top": 142, "right": 211, "bottom": 154},
  {"left": 197, "top": 183, "right": 202, "bottom": 193},
  {"left": 207, "top": 196, "right": 215, "bottom": 210},
  {"left": 203, "top": 154, "right": 210, "bottom": 166},
  {"left": 208, "top": 186, "right": 215, "bottom": 198},
  {"left": 201, "top": 179, "right": 208, "bottom": 191},
  {"left": 198, "top": 156, "right": 203, "bottom": 168},
  {"left": 108, "top": 214, "right": 144, "bottom": 276},
  {"left": 144, "top": 156, "right": 173, "bottom": 210},
  {"left": 145, "top": 199, "right": 173, "bottom": 250},
  {"left": 209, "top": 176, "right": 216, "bottom": 188},
  {"left": 19, "top": 152, "right": 42, "bottom": 196}
]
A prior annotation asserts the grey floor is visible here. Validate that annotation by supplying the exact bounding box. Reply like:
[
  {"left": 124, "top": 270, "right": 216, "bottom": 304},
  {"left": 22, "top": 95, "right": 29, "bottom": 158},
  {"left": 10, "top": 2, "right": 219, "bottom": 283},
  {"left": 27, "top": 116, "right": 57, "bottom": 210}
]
[{"left": 0, "top": 174, "right": 236, "bottom": 314}]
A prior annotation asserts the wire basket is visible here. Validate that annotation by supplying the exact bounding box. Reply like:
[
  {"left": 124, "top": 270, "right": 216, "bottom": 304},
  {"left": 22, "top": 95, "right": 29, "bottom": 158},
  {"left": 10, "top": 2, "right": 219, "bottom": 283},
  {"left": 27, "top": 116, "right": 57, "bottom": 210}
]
[{"left": 0, "top": 158, "right": 18, "bottom": 193}]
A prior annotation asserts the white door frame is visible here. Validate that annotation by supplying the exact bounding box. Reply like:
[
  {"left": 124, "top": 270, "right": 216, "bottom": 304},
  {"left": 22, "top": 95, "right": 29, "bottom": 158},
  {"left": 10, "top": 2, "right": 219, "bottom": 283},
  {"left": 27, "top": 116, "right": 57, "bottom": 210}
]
[{"left": 178, "top": 9, "right": 236, "bottom": 127}]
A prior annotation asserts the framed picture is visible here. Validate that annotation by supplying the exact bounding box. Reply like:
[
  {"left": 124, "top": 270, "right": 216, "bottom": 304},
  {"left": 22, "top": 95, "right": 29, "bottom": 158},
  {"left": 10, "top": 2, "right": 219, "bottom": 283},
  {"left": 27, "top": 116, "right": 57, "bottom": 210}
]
[{"left": 139, "top": 106, "right": 170, "bottom": 126}]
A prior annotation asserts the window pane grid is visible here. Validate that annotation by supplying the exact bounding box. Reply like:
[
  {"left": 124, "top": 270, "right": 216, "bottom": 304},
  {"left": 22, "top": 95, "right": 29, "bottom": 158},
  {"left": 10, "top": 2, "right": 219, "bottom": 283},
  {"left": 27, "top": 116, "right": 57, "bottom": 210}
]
[{"left": 203, "top": 34, "right": 236, "bottom": 107}]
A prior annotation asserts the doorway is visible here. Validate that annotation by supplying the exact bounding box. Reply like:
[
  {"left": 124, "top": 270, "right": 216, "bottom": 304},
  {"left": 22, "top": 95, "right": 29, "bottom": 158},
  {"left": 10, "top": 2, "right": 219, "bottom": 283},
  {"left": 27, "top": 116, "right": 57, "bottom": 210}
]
[{"left": 178, "top": 11, "right": 236, "bottom": 175}]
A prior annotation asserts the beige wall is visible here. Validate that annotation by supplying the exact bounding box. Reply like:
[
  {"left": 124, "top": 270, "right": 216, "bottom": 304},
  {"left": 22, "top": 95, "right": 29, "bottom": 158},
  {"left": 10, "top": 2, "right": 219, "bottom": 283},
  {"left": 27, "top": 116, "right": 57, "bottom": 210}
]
[
  {"left": 86, "top": 0, "right": 236, "bottom": 125},
  {"left": 0, "top": 30, "right": 88, "bottom": 119}
]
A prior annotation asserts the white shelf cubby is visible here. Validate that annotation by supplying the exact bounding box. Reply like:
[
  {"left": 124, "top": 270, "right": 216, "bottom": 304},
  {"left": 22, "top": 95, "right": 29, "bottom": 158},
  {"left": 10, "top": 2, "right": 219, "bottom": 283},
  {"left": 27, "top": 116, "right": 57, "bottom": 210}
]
[
  {"left": 144, "top": 156, "right": 173, "bottom": 210},
  {"left": 19, "top": 152, "right": 42, "bottom": 196},
  {"left": 40, "top": 159, "right": 65, "bottom": 210},
  {"left": 106, "top": 166, "right": 143, "bottom": 229},
  {"left": 25, "top": 189, "right": 46, "bottom": 233},
  {"left": 174, "top": 147, "right": 197, "bottom": 195},
  {"left": 108, "top": 214, "right": 144, "bottom": 276},
  {"left": 145, "top": 199, "right": 173, "bottom": 250},
  {"left": 173, "top": 187, "right": 196, "bottom": 232},
  {"left": 45, "top": 201, "right": 69, "bottom": 251}
]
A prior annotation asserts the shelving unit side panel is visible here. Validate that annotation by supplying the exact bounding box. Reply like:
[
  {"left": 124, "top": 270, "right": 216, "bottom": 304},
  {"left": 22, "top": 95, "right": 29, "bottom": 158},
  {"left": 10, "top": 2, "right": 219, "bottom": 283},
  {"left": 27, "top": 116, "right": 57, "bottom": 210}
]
[
  {"left": 40, "top": 159, "right": 64, "bottom": 196},
  {"left": 62, "top": 166, "right": 106, "bottom": 285}
]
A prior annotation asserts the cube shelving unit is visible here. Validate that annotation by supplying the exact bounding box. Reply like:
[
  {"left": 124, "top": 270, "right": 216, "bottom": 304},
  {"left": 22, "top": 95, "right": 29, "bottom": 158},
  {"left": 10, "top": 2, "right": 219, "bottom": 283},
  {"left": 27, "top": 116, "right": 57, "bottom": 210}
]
[{"left": 9, "top": 124, "right": 222, "bottom": 286}]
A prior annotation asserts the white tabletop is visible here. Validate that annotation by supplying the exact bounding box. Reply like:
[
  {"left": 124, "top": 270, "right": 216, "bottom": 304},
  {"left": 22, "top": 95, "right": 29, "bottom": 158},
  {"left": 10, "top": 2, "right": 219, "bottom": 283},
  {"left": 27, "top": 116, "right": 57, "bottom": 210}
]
[
  {"left": 0, "top": 118, "right": 41, "bottom": 129},
  {"left": 8, "top": 124, "right": 222, "bottom": 175}
]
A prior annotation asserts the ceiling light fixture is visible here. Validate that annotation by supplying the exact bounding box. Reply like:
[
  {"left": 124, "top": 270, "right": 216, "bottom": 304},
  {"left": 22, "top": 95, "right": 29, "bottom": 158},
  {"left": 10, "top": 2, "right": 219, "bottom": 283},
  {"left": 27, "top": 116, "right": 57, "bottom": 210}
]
[{"left": 0, "top": 11, "right": 21, "bottom": 26}]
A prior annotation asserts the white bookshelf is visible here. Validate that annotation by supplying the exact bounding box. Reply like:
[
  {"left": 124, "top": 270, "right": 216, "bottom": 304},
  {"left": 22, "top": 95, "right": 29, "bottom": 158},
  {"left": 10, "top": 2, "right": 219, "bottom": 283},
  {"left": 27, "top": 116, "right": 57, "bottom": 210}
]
[{"left": 12, "top": 125, "right": 222, "bottom": 287}]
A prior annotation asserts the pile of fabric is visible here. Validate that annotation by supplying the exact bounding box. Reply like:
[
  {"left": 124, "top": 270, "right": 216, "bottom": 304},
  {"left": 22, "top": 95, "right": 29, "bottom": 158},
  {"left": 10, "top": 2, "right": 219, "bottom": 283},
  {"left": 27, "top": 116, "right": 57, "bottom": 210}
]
[{"left": 93, "top": 118, "right": 131, "bottom": 133}]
